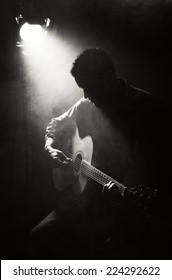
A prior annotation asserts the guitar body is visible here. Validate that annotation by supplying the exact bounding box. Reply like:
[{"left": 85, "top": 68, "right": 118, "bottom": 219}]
[{"left": 53, "top": 126, "right": 93, "bottom": 195}]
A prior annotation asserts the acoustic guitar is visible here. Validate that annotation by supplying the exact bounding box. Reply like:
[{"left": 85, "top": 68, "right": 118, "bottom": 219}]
[{"left": 53, "top": 126, "right": 157, "bottom": 203}]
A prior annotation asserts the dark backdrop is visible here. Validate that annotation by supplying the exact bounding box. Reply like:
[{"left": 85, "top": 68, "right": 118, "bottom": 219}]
[{"left": 1, "top": 0, "right": 172, "bottom": 259}]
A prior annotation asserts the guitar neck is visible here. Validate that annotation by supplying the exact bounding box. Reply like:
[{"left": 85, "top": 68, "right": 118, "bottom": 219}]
[{"left": 81, "top": 160, "right": 127, "bottom": 196}]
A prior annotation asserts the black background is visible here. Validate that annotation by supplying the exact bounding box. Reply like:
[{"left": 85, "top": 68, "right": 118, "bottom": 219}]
[{"left": 1, "top": 0, "right": 172, "bottom": 259}]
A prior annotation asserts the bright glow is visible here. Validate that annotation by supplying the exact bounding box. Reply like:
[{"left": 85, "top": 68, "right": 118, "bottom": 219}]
[
  {"left": 21, "top": 29, "right": 84, "bottom": 123},
  {"left": 19, "top": 22, "right": 43, "bottom": 42}
]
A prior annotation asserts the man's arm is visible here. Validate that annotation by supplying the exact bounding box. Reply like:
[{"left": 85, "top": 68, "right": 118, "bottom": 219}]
[
  {"left": 44, "top": 98, "right": 85, "bottom": 167},
  {"left": 45, "top": 137, "right": 71, "bottom": 166}
]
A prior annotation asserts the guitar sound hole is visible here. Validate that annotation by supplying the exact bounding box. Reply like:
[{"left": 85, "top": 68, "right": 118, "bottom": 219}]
[{"left": 73, "top": 153, "right": 82, "bottom": 173}]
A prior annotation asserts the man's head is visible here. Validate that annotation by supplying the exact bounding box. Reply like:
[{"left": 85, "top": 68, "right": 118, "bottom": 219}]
[{"left": 70, "top": 47, "right": 117, "bottom": 106}]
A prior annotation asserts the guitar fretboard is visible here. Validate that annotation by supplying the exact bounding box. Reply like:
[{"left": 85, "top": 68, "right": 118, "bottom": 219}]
[{"left": 81, "top": 160, "right": 127, "bottom": 196}]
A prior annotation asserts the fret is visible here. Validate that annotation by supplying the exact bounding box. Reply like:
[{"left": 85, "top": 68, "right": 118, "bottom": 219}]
[{"left": 81, "top": 160, "right": 127, "bottom": 196}]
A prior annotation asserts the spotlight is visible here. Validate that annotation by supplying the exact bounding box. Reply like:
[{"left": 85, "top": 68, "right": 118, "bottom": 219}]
[
  {"left": 15, "top": 14, "right": 50, "bottom": 46},
  {"left": 19, "top": 22, "right": 43, "bottom": 41}
]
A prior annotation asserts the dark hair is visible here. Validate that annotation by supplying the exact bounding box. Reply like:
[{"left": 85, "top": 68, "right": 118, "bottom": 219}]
[{"left": 70, "top": 47, "right": 116, "bottom": 88}]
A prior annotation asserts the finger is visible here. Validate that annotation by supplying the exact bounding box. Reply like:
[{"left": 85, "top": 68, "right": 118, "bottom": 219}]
[
  {"left": 66, "top": 157, "right": 72, "bottom": 163},
  {"left": 50, "top": 151, "right": 58, "bottom": 156},
  {"left": 60, "top": 155, "right": 72, "bottom": 164},
  {"left": 106, "top": 181, "right": 115, "bottom": 190},
  {"left": 106, "top": 181, "right": 112, "bottom": 188},
  {"left": 108, "top": 182, "right": 115, "bottom": 190},
  {"left": 57, "top": 157, "right": 71, "bottom": 165},
  {"left": 53, "top": 156, "right": 58, "bottom": 159},
  {"left": 102, "top": 181, "right": 112, "bottom": 195}
]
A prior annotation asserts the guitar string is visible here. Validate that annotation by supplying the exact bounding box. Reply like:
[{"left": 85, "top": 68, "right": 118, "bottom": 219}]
[
  {"left": 68, "top": 151, "right": 124, "bottom": 191},
  {"left": 63, "top": 151, "right": 154, "bottom": 197},
  {"left": 83, "top": 163, "right": 126, "bottom": 193},
  {"left": 82, "top": 161, "right": 109, "bottom": 185},
  {"left": 66, "top": 150, "right": 108, "bottom": 184},
  {"left": 62, "top": 151, "right": 155, "bottom": 197},
  {"left": 66, "top": 150, "right": 125, "bottom": 192},
  {"left": 66, "top": 150, "right": 107, "bottom": 185}
]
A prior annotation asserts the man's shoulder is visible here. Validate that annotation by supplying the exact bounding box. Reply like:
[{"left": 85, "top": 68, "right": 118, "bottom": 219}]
[
  {"left": 128, "top": 84, "right": 169, "bottom": 121},
  {"left": 128, "top": 84, "right": 157, "bottom": 110},
  {"left": 129, "top": 84, "right": 150, "bottom": 101},
  {"left": 74, "top": 97, "right": 93, "bottom": 108},
  {"left": 71, "top": 97, "right": 94, "bottom": 113},
  {"left": 59, "top": 97, "right": 94, "bottom": 120}
]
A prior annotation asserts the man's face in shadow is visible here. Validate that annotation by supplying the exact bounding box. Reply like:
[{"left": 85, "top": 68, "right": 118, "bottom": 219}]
[{"left": 76, "top": 76, "right": 110, "bottom": 107}]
